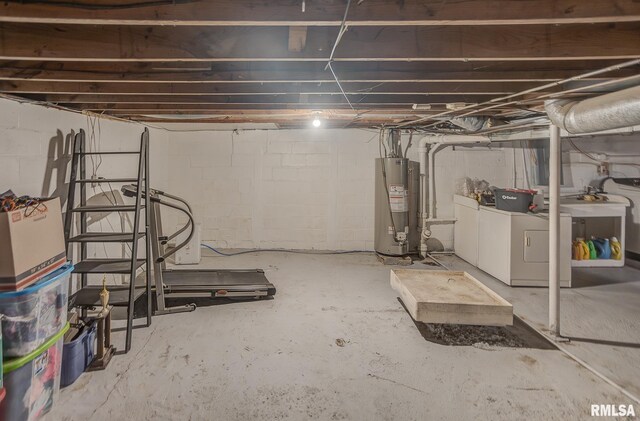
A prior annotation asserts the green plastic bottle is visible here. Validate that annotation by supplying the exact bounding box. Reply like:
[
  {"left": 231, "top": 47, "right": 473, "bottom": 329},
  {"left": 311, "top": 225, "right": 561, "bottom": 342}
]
[{"left": 587, "top": 240, "right": 597, "bottom": 260}]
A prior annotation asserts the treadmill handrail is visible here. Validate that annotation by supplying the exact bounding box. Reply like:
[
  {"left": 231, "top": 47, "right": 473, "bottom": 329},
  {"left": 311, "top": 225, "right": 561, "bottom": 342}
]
[
  {"left": 159, "top": 190, "right": 194, "bottom": 215},
  {"left": 159, "top": 191, "right": 193, "bottom": 243},
  {"left": 154, "top": 197, "right": 195, "bottom": 263},
  {"left": 122, "top": 184, "right": 195, "bottom": 262}
]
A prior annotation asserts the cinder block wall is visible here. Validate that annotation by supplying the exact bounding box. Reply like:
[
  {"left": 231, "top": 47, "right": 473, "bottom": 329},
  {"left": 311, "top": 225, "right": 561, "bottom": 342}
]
[
  {"left": 9, "top": 99, "right": 636, "bottom": 253},
  {"left": 0, "top": 98, "right": 170, "bottom": 285},
  {"left": 166, "top": 129, "right": 518, "bottom": 250},
  {"left": 0, "top": 99, "right": 169, "bottom": 198},
  {"left": 166, "top": 129, "right": 380, "bottom": 250}
]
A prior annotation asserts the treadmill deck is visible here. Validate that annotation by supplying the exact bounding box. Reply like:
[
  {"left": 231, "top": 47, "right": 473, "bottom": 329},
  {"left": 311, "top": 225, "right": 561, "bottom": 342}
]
[{"left": 162, "top": 269, "right": 276, "bottom": 296}]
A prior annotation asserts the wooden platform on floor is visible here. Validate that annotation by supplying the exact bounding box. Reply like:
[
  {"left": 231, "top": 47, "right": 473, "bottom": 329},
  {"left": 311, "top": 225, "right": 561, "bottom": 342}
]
[{"left": 391, "top": 269, "right": 513, "bottom": 326}]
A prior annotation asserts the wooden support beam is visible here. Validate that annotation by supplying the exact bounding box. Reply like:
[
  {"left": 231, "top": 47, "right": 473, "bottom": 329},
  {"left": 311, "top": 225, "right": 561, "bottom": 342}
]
[
  {"left": 0, "top": 80, "right": 557, "bottom": 95},
  {"left": 288, "top": 27, "right": 308, "bottom": 53},
  {"left": 28, "top": 93, "right": 503, "bottom": 104},
  {"left": 1, "top": 23, "right": 639, "bottom": 61},
  {"left": 96, "top": 108, "right": 444, "bottom": 115},
  {"left": 1, "top": 0, "right": 639, "bottom": 26},
  {"left": 66, "top": 103, "right": 508, "bottom": 112},
  {"left": 121, "top": 116, "right": 417, "bottom": 125},
  {"left": 1, "top": 61, "right": 633, "bottom": 83}
]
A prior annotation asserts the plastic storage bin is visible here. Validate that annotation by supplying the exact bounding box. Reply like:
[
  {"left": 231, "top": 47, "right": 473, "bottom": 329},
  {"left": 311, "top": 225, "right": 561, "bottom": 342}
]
[
  {"left": 494, "top": 189, "right": 535, "bottom": 213},
  {"left": 0, "top": 264, "right": 72, "bottom": 357},
  {"left": 61, "top": 320, "right": 96, "bottom": 387},
  {"left": 0, "top": 323, "right": 69, "bottom": 421},
  {"left": 1, "top": 316, "right": 3, "bottom": 388}
]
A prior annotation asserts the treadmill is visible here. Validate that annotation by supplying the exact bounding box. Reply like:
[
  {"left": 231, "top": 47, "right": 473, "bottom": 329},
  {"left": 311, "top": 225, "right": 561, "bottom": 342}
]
[{"left": 122, "top": 185, "right": 276, "bottom": 315}]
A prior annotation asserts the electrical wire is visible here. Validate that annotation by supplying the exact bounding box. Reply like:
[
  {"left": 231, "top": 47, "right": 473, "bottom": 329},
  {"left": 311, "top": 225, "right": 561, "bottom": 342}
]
[
  {"left": 403, "top": 130, "right": 414, "bottom": 158},
  {"left": 328, "top": 62, "right": 355, "bottom": 111},
  {"left": 201, "top": 243, "right": 372, "bottom": 256},
  {"left": 567, "top": 138, "right": 600, "bottom": 161},
  {"left": 0, "top": 194, "right": 48, "bottom": 215},
  {"left": 324, "top": 0, "right": 352, "bottom": 70},
  {"left": 324, "top": 0, "right": 356, "bottom": 111}
]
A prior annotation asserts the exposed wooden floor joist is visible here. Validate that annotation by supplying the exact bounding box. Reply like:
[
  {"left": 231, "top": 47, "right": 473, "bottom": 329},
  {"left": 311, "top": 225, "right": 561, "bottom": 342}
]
[
  {"left": 2, "top": 23, "right": 639, "bottom": 62},
  {"left": 1, "top": 1, "right": 639, "bottom": 127},
  {"left": 1, "top": 61, "right": 636, "bottom": 84},
  {"left": 1, "top": 0, "right": 639, "bottom": 26},
  {"left": 22, "top": 94, "right": 508, "bottom": 105},
  {"left": 0, "top": 80, "right": 561, "bottom": 95}
]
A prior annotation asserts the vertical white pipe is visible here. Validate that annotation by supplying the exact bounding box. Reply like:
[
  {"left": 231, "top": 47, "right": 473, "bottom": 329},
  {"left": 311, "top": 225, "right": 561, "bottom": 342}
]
[
  {"left": 428, "top": 144, "right": 442, "bottom": 220},
  {"left": 549, "top": 123, "right": 561, "bottom": 336},
  {"left": 417, "top": 139, "right": 430, "bottom": 258},
  {"left": 418, "top": 143, "right": 429, "bottom": 222}
]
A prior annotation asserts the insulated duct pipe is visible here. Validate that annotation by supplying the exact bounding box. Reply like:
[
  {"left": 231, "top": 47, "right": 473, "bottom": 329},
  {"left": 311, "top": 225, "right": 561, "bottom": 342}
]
[
  {"left": 545, "top": 85, "right": 640, "bottom": 134},
  {"left": 416, "top": 135, "right": 491, "bottom": 257}
]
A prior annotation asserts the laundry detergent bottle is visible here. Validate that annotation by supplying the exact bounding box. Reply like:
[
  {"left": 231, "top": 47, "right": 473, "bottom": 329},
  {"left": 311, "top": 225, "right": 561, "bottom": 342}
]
[
  {"left": 587, "top": 239, "right": 597, "bottom": 260},
  {"left": 610, "top": 237, "right": 622, "bottom": 260},
  {"left": 575, "top": 238, "right": 589, "bottom": 260},
  {"left": 601, "top": 238, "right": 611, "bottom": 259},
  {"left": 592, "top": 238, "right": 611, "bottom": 259},
  {"left": 572, "top": 241, "right": 582, "bottom": 260}
]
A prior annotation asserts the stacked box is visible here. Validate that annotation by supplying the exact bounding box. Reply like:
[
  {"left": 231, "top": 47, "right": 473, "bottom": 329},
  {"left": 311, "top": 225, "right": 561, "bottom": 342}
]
[
  {"left": 0, "top": 323, "right": 69, "bottom": 420},
  {"left": 0, "top": 265, "right": 72, "bottom": 358},
  {"left": 0, "top": 198, "right": 66, "bottom": 292}
]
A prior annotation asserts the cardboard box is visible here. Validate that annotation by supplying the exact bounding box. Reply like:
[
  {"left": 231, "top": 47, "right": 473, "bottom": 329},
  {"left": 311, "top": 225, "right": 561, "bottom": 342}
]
[{"left": 0, "top": 197, "right": 66, "bottom": 291}]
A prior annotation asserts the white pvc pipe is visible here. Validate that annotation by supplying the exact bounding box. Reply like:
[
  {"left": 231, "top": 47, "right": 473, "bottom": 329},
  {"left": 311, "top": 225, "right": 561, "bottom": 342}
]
[
  {"left": 428, "top": 144, "right": 444, "bottom": 221},
  {"left": 417, "top": 138, "right": 430, "bottom": 224},
  {"left": 416, "top": 134, "right": 491, "bottom": 258},
  {"left": 549, "top": 123, "right": 561, "bottom": 336},
  {"left": 417, "top": 137, "right": 432, "bottom": 258}
]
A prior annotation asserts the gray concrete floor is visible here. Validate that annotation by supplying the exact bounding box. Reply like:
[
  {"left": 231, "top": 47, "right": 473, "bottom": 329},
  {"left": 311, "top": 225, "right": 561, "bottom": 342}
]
[{"left": 50, "top": 252, "right": 639, "bottom": 420}]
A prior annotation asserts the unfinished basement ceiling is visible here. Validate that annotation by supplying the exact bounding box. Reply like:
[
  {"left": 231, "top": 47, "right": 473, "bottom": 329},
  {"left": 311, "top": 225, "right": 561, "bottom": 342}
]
[{"left": 1, "top": 0, "right": 639, "bottom": 129}]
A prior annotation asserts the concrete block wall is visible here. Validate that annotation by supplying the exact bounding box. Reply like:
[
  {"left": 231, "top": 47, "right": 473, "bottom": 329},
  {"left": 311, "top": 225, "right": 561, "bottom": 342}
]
[
  {"left": 0, "top": 98, "right": 169, "bottom": 284},
  {"left": 166, "top": 128, "right": 517, "bottom": 251},
  {"left": 12, "top": 99, "right": 637, "bottom": 253},
  {"left": 166, "top": 129, "right": 380, "bottom": 250},
  {"left": 561, "top": 136, "right": 640, "bottom": 189},
  {"left": 0, "top": 99, "right": 169, "bottom": 198}
]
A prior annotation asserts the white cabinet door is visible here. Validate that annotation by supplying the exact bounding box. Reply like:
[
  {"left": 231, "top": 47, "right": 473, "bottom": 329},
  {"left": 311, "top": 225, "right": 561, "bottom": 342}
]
[
  {"left": 454, "top": 202, "right": 479, "bottom": 265},
  {"left": 478, "top": 208, "right": 511, "bottom": 284},
  {"left": 523, "top": 230, "right": 549, "bottom": 263}
]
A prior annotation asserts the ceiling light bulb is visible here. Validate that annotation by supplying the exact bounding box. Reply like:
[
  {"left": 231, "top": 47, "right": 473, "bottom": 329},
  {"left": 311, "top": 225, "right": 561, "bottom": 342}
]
[{"left": 312, "top": 117, "right": 322, "bottom": 128}]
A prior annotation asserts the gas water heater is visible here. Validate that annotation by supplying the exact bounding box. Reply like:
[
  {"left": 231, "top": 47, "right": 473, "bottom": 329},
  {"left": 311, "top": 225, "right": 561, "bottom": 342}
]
[{"left": 374, "top": 130, "right": 420, "bottom": 256}]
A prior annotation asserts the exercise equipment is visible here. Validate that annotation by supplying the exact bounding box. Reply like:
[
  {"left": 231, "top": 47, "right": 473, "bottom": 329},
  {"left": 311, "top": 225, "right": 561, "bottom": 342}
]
[{"left": 121, "top": 185, "right": 276, "bottom": 316}]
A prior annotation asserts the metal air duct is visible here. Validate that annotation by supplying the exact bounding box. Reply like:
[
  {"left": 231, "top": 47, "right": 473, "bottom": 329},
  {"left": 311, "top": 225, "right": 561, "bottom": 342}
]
[{"left": 545, "top": 85, "right": 640, "bottom": 134}]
